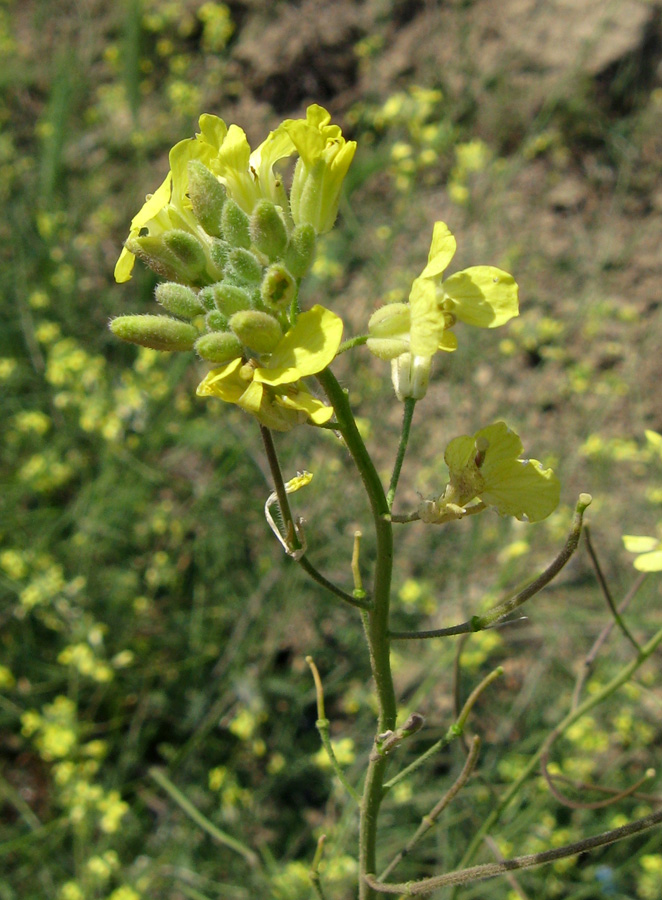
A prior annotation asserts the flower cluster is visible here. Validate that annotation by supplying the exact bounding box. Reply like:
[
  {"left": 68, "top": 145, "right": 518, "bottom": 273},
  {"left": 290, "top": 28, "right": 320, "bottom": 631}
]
[
  {"left": 111, "top": 105, "right": 355, "bottom": 429},
  {"left": 367, "top": 221, "right": 518, "bottom": 400}
]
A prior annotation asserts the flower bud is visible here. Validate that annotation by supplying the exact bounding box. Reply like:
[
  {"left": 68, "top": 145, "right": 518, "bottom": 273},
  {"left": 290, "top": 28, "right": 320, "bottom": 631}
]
[
  {"left": 110, "top": 315, "right": 198, "bottom": 351},
  {"left": 206, "top": 310, "right": 228, "bottom": 331},
  {"left": 210, "top": 282, "right": 253, "bottom": 316},
  {"left": 163, "top": 230, "right": 208, "bottom": 280},
  {"left": 391, "top": 353, "right": 431, "bottom": 401},
  {"left": 249, "top": 200, "right": 288, "bottom": 261},
  {"left": 261, "top": 264, "right": 296, "bottom": 309},
  {"left": 221, "top": 199, "right": 251, "bottom": 249},
  {"left": 366, "top": 303, "right": 410, "bottom": 361},
  {"left": 198, "top": 286, "right": 217, "bottom": 311},
  {"left": 210, "top": 239, "right": 230, "bottom": 273},
  {"left": 195, "top": 331, "right": 243, "bottom": 363},
  {"left": 155, "top": 283, "right": 205, "bottom": 318},
  {"left": 229, "top": 310, "right": 283, "bottom": 354},
  {"left": 284, "top": 224, "right": 316, "bottom": 278},
  {"left": 187, "top": 160, "right": 226, "bottom": 238},
  {"left": 226, "top": 247, "right": 263, "bottom": 286},
  {"left": 125, "top": 235, "right": 181, "bottom": 282}
]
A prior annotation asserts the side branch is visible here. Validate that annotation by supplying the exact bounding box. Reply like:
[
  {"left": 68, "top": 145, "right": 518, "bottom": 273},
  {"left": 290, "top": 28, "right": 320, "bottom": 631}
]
[
  {"left": 390, "top": 494, "right": 591, "bottom": 640},
  {"left": 364, "top": 806, "right": 662, "bottom": 894}
]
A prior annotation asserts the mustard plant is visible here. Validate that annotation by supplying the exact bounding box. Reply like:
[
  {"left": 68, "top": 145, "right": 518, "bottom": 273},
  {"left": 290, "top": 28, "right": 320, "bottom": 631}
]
[{"left": 111, "top": 104, "right": 662, "bottom": 899}]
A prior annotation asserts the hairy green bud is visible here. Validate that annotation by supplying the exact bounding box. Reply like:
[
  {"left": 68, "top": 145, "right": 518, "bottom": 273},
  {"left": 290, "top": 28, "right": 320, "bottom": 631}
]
[
  {"left": 250, "top": 200, "right": 288, "bottom": 261},
  {"left": 229, "top": 310, "right": 283, "bottom": 354},
  {"left": 210, "top": 239, "right": 230, "bottom": 273},
  {"left": 205, "top": 309, "right": 228, "bottom": 331},
  {"left": 198, "top": 286, "right": 217, "bottom": 311},
  {"left": 227, "top": 247, "right": 263, "bottom": 286},
  {"left": 284, "top": 224, "right": 316, "bottom": 278},
  {"left": 187, "top": 160, "right": 226, "bottom": 238},
  {"left": 163, "top": 230, "right": 208, "bottom": 279},
  {"left": 210, "top": 282, "right": 252, "bottom": 317},
  {"left": 221, "top": 199, "right": 251, "bottom": 249},
  {"left": 110, "top": 315, "right": 198, "bottom": 351},
  {"left": 261, "top": 263, "right": 296, "bottom": 308},
  {"left": 155, "top": 283, "right": 205, "bottom": 319},
  {"left": 125, "top": 235, "right": 181, "bottom": 282},
  {"left": 195, "top": 331, "right": 243, "bottom": 363}
]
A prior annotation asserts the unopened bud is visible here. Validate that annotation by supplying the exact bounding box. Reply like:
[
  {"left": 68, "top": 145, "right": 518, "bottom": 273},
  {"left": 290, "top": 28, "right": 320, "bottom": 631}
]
[
  {"left": 206, "top": 309, "right": 228, "bottom": 331},
  {"left": 110, "top": 314, "right": 198, "bottom": 351},
  {"left": 221, "top": 199, "right": 251, "bottom": 249},
  {"left": 195, "top": 331, "right": 243, "bottom": 363},
  {"left": 229, "top": 310, "right": 283, "bottom": 354},
  {"left": 155, "top": 283, "right": 204, "bottom": 318},
  {"left": 250, "top": 200, "right": 288, "bottom": 261},
  {"left": 125, "top": 235, "right": 180, "bottom": 282},
  {"left": 366, "top": 303, "right": 411, "bottom": 361},
  {"left": 163, "top": 230, "right": 208, "bottom": 280},
  {"left": 187, "top": 160, "right": 226, "bottom": 238},
  {"left": 210, "top": 239, "right": 230, "bottom": 273},
  {"left": 284, "top": 224, "right": 316, "bottom": 278},
  {"left": 261, "top": 264, "right": 296, "bottom": 308},
  {"left": 227, "top": 247, "right": 263, "bottom": 286},
  {"left": 391, "top": 353, "right": 431, "bottom": 401},
  {"left": 209, "top": 282, "right": 253, "bottom": 317}
]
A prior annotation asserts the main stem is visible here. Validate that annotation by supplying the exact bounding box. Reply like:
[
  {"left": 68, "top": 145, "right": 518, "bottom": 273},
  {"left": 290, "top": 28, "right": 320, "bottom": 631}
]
[{"left": 317, "top": 368, "right": 397, "bottom": 900}]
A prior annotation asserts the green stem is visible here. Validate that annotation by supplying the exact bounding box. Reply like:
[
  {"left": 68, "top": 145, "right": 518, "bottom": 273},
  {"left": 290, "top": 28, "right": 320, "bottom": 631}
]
[
  {"left": 452, "top": 623, "right": 662, "bottom": 886},
  {"left": 148, "top": 767, "right": 260, "bottom": 868},
  {"left": 338, "top": 334, "right": 369, "bottom": 355},
  {"left": 390, "top": 495, "right": 590, "bottom": 640},
  {"left": 384, "top": 667, "right": 502, "bottom": 792},
  {"left": 386, "top": 398, "right": 416, "bottom": 510},
  {"left": 260, "top": 424, "right": 370, "bottom": 610},
  {"left": 317, "top": 367, "right": 397, "bottom": 900}
]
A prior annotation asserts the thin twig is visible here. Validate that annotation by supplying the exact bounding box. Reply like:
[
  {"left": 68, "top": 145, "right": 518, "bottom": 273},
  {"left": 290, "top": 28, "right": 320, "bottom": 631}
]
[
  {"left": 571, "top": 570, "right": 647, "bottom": 710},
  {"left": 306, "top": 657, "right": 360, "bottom": 803},
  {"left": 390, "top": 495, "right": 590, "bottom": 640},
  {"left": 148, "top": 768, "right": 260, "bottom": 868},
  {"left": 379, "top": 736, "right": 481, "bottom": 881},
  {"left": 309, "top": 834, "right": 328, "bottom": 900},
  {"left": 584, "top": 524, "right": 641, "bottom": 652},
  {"left": 384, "top": 667, "right": 502, "bottom": 792},
  {"left": 364, "top": 807, "right": 662, "bottom": 894},
  {"left": 387, "top": 398, "right": 416, "bottom": 510}
]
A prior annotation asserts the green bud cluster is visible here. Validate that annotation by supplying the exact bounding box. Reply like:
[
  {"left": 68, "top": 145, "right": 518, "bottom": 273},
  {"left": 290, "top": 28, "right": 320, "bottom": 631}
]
[{"left": 112, "top": 163, "right": 319, "bottom": 366}]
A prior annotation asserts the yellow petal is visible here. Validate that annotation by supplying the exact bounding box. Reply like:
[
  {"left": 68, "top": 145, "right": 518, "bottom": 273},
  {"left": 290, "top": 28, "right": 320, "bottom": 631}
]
[
  {"left": 633, "top": 550, "right": 662, "bottom": 572},
  {"left": 481, "top": 458, "right": 560, "bottom": 522},
  {"left": 196, "top": 358, "right": 246, "bottom": 403},
  {"left": 409, "top": 277, "right": 445, "bottom": 357},
  {"left": 255, "top": 306, "right": 343, "bottom": 386},
  {"left": 443, "top": 266, "right": 519, "bottom": 328},
  {"left": 420, "top": 222, "right": 457, "bottom": 279},
  {"left": 476, "top": 422, "right": 523, "bottom": 469},
  {"left": 277, "top": 388, "right": 334, "bottom": 424},
  {"left": 623, "top": 535, "right": 659, "bottom": 553}
]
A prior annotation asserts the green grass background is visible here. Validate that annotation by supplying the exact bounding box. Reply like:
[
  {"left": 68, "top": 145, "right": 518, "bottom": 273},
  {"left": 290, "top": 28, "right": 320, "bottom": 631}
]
[{"left": 2, "top": 1, "right": 662, "bottom": 898}]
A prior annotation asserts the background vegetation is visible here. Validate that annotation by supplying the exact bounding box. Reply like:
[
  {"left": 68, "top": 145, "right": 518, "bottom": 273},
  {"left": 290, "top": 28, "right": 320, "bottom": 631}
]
[{"left": 2, "top": 1, "right": 662, "bottom": 898}]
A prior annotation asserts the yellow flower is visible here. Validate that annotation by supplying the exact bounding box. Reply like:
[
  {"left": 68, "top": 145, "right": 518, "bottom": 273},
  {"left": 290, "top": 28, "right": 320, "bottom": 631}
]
[
  {"left": 367, "top": 222, "right": 518, "bottom": 399},
  {"left": 114, "top": 126, "right": 220, "bottom": 283},
  {"left": 284, "top": 104, "right": 357, "bottom": 234},
  {"left": 197, "top": 305, "right": 342, "bottom": 430},
  {"left": 440, "top": 422, "right": 560, "bottom": 522}
]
